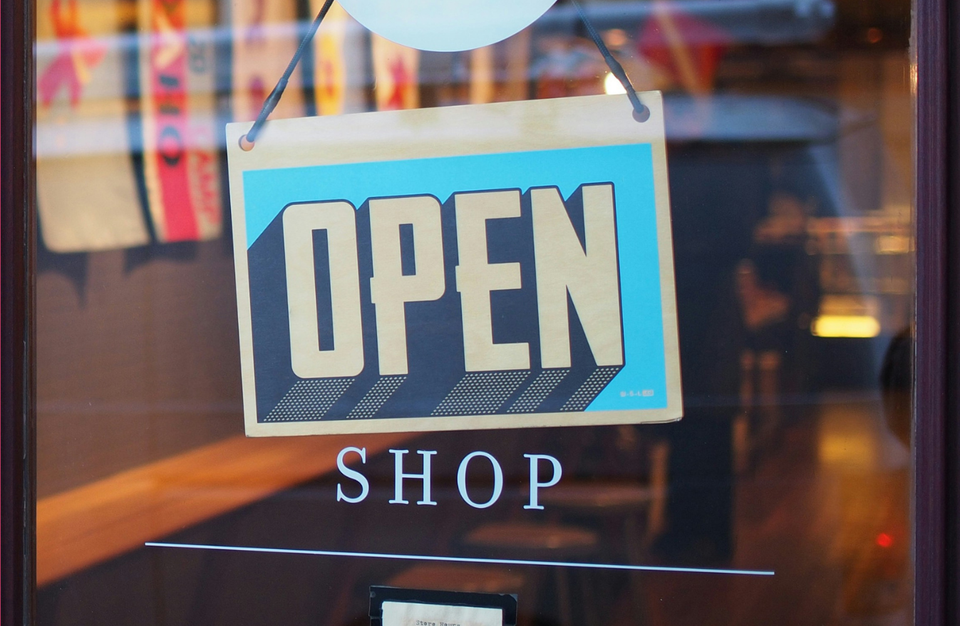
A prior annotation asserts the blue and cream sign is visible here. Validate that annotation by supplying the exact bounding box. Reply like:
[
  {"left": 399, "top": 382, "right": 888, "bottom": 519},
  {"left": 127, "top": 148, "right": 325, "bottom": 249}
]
[{"left": 227, "top": 94, "right": 682, "bottom": 436}]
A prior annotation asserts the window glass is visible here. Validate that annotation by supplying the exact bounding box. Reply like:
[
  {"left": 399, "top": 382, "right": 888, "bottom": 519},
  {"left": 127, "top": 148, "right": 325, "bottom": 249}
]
[{"left": 35, "top": 0, "right": 914, "bottom": 624}]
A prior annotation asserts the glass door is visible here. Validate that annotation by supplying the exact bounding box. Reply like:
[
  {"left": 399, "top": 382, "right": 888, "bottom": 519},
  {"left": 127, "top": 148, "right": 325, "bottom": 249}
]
[{"left": 24, "top": 0, "right": 924, "bottom": 623}]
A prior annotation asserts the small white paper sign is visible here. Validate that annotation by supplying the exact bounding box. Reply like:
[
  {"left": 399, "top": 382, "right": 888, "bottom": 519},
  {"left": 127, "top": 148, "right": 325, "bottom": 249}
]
[{"left": 382, "top": 601, "right": 503, "bottom": 626}]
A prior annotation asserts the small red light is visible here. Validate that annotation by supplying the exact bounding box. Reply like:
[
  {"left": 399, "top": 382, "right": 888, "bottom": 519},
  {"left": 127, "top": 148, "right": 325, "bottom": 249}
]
[{"left": 876, "top": 532, "right": 894, "bottom": 548}]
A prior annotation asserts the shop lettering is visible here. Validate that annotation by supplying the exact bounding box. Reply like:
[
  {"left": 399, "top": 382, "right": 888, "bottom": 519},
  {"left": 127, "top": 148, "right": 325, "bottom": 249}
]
[
  {"left": 283, "top": 184, "right": 624, "bottom": 378},
  {"left": 335, "top": 446, "right": 562, "bottom": 509}
]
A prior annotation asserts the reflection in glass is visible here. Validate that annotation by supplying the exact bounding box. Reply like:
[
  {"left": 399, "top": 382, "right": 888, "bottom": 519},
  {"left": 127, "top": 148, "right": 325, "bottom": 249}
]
[{"left": 34, "top": 0, "right": 914, "bottom": 624}]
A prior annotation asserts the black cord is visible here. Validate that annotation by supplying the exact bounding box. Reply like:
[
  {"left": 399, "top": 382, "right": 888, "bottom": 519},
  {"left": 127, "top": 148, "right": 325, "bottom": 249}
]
[
  {"left": 240, "top": 0, "right": 648, "bottom": 149},
  {"left": 570, "top": 0, "right": 649, "bottom": 122},
  {"left": 241, "top": 0, "right": 337, "bottom": 148}
]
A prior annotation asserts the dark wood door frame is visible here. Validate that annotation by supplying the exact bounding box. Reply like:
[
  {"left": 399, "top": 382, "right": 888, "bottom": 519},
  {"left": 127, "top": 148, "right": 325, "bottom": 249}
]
[
  {"left": 915, "top": 0, "right": 959, "bottom": 622},
  {"left": 1, "top": 0, "right": 36, "bottom": 623}
]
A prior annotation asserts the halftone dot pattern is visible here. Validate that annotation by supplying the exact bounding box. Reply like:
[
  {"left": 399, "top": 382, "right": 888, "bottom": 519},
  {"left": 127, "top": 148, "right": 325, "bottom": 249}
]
[
  {"left": 561, "top": 366, "right": 621, "bottom": 412},
  {"left": 264, "top": 378, "right": 354, "bottom": 422},
  {"left": 507, "top": 369, "right": 569, "bottom": 413},
  {"left": 346, "top": 376, "right": 406, "bottom": 419},
  {"left": 431, "top": 371, "right": 529, "bottom": 416}
]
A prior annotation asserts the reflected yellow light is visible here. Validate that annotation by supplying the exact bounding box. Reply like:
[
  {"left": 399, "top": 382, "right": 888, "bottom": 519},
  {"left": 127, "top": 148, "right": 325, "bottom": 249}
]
[
  {"left": 604, "top": 73, "right": 626, "bottom": 95},
  {"left": 819, "top": 432, "right": 876, "bottom": 467},
  {"left": 875, "top": 235, "right": 911, "bottom": 254},
  {"left": 817, "top": 403, "right": 880, "bottom": 469},
  {"left": 812, "top": 315, "right": 881, "bottom": 338}
]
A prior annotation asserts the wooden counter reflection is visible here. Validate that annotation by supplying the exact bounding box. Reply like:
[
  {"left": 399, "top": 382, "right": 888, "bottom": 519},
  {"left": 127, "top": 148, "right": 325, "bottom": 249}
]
[{"left": 36, "top": 432, "right": 413, "bottom": 586}]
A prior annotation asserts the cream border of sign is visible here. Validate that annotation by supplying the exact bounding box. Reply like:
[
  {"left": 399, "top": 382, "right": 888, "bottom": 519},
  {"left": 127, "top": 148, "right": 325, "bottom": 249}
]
[{"left": 227, "top": 93, "right": 682, "bottom": 437}]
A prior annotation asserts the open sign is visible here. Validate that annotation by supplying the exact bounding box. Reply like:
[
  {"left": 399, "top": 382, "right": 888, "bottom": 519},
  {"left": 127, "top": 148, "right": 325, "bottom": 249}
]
[{"left": 227, "top": 94, "right": 682, "bottom": 436}]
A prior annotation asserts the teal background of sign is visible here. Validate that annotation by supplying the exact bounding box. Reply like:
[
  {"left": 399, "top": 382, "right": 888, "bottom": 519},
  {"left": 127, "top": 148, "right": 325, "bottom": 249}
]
[{"left": 242, "top": 144, "right": 668, "bottom": 411}]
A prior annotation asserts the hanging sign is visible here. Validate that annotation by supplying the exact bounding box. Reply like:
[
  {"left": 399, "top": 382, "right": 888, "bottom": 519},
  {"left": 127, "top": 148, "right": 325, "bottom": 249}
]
[{"left": 226, "top": 93, "right": 682, "bottom": 436}]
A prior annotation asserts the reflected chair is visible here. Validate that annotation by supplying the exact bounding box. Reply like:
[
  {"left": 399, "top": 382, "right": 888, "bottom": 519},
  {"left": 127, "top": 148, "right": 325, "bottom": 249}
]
[
  {"left": 387, "top": 563, "right": 526, "bottom": 595},
  {"left": 461, "top": 521, "right": 600, "bottom": 626}
]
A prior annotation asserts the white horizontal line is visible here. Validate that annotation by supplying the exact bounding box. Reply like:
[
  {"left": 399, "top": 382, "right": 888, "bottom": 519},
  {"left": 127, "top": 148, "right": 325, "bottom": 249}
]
[{"left": 145, "top": 542, "right": 774, "bottom": 577}]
